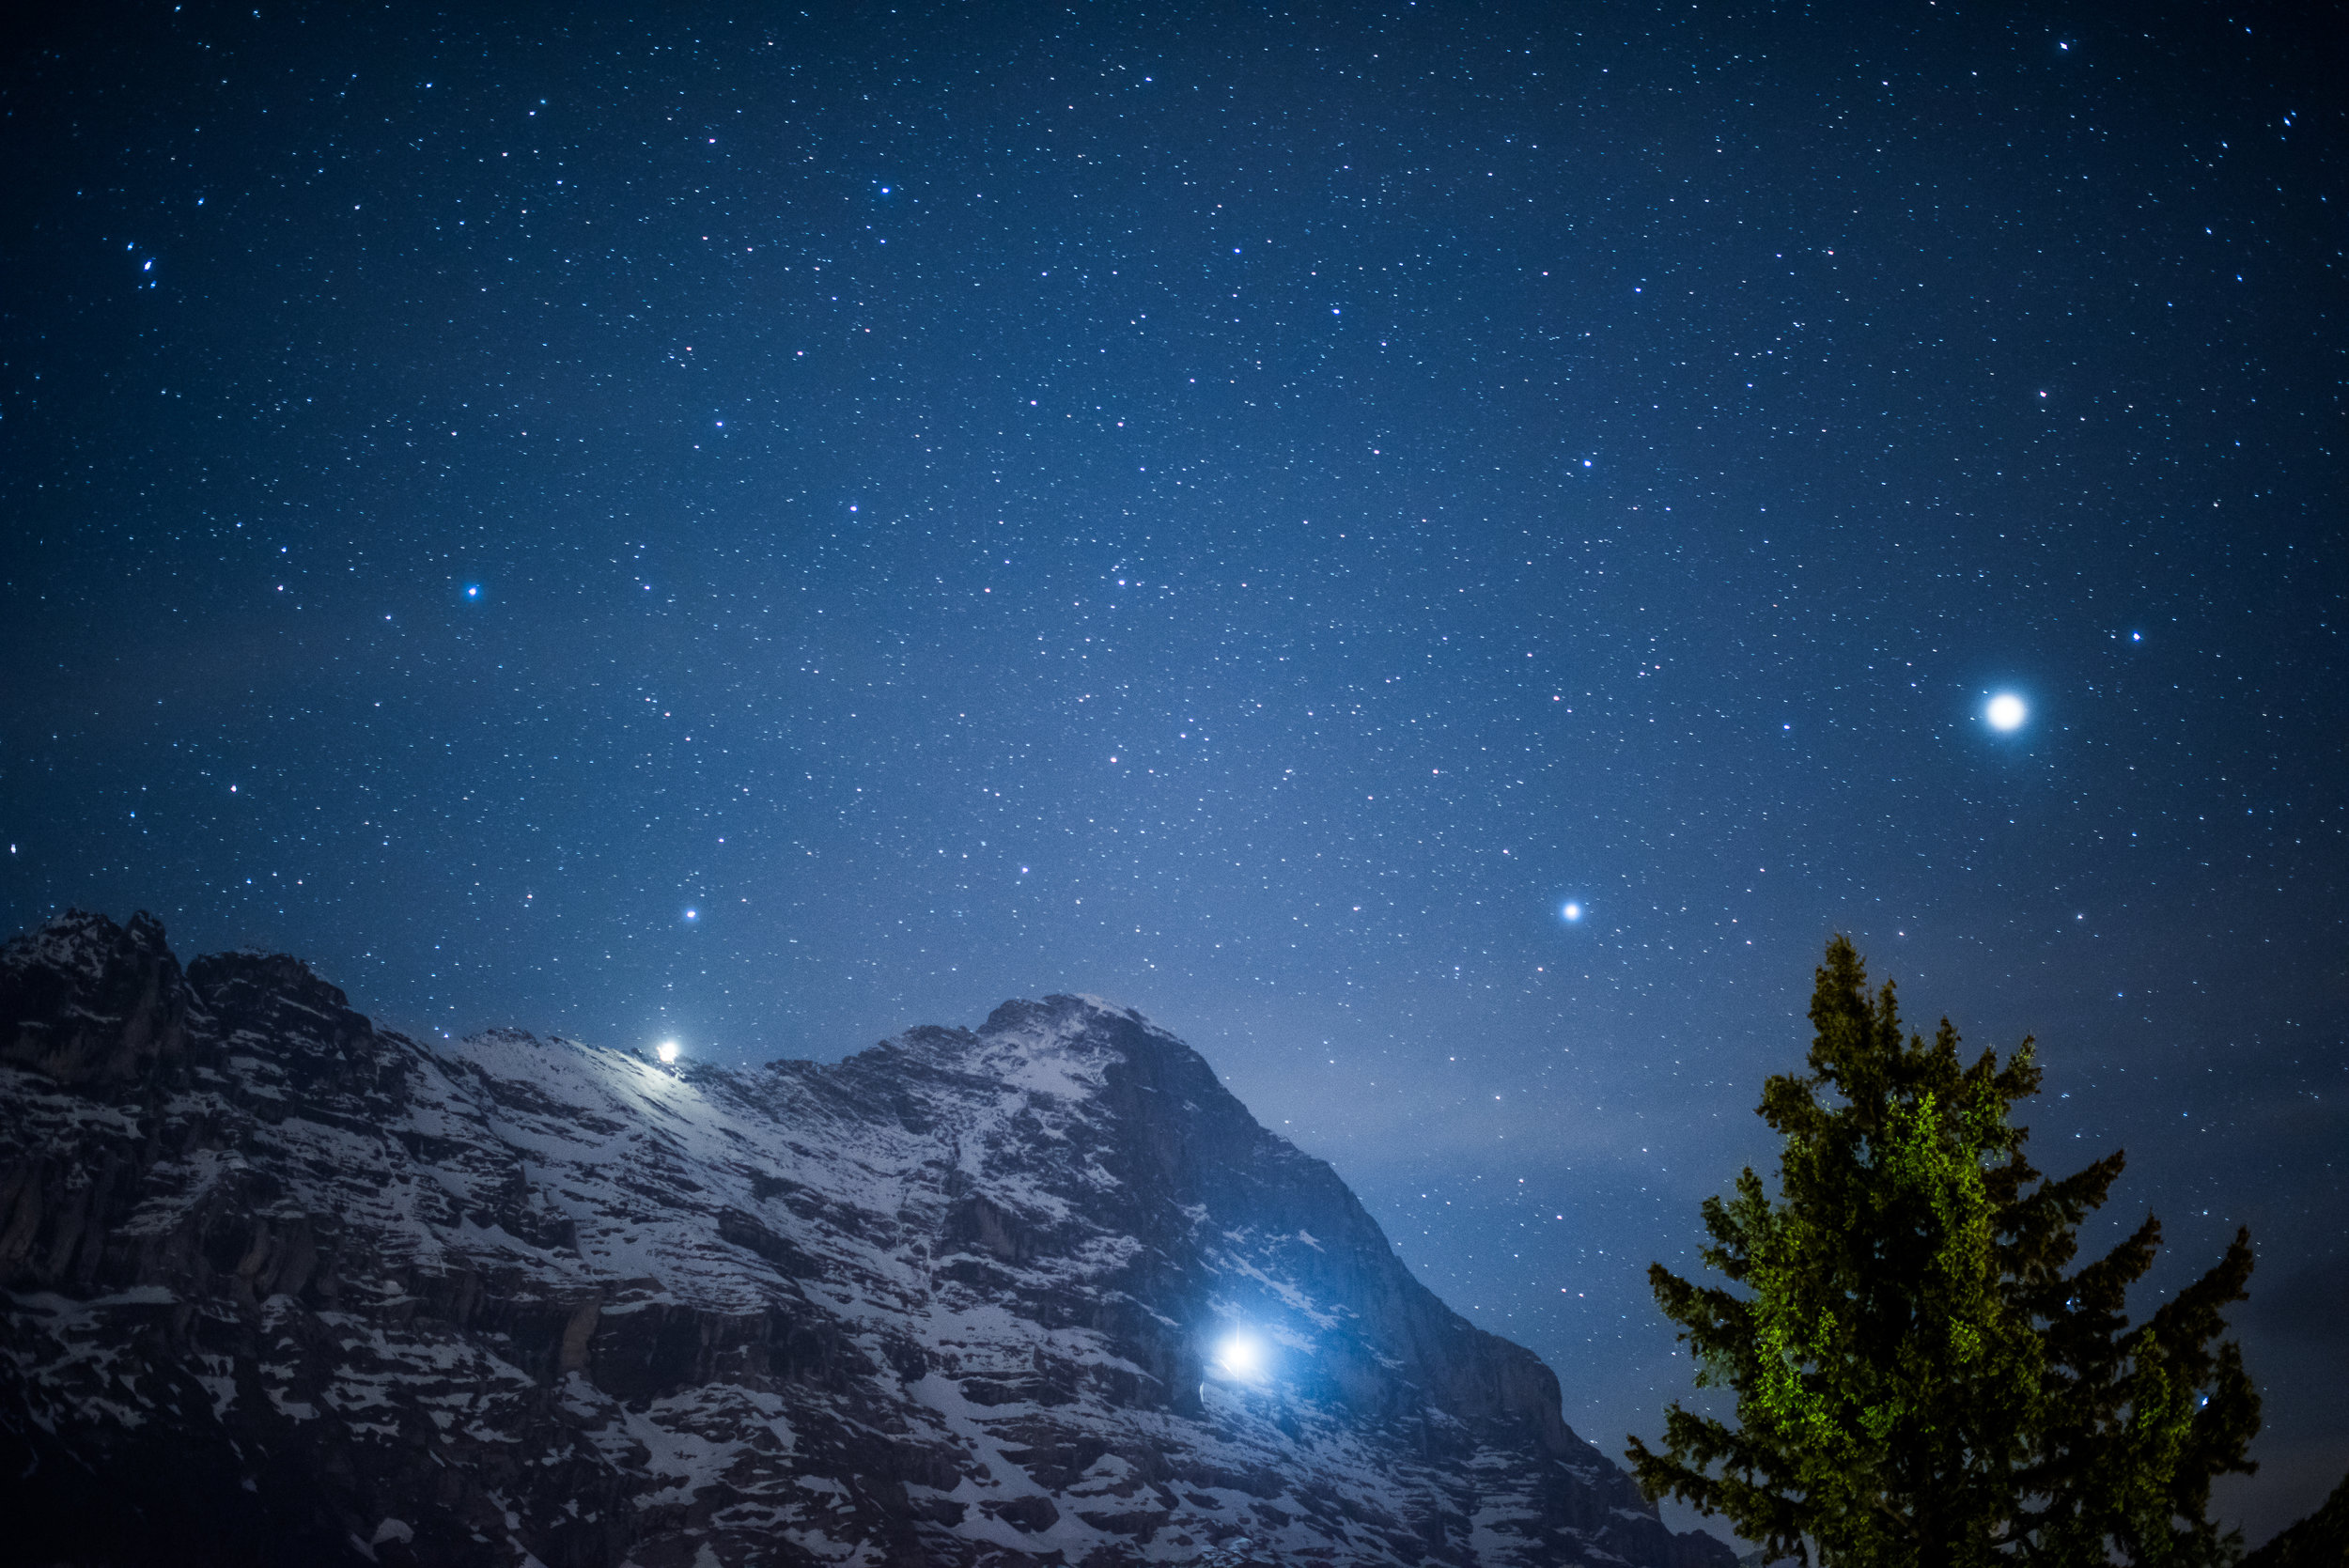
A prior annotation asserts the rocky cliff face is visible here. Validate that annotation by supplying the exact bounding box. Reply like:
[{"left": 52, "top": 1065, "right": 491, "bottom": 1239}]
[{"left": 0, "top": 910, "right": 1734, "bottom": 1568}]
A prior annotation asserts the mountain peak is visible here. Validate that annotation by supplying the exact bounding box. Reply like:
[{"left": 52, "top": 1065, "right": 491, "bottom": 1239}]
[
  {"left": 981, "top": 990, "right": 1143, "bottom": 1036},
  {"left": 0, "top": 913, "right": 1734, "bottom": 1568}
]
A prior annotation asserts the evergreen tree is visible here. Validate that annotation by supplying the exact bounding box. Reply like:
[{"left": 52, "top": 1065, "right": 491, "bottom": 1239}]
[{"left": 1627, "top": 936, "right": 2259, "bottom": 1568}]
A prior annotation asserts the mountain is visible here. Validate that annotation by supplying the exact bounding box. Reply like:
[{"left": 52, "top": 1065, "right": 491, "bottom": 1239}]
[{"left": 0, "top": 909, "right": 1735, "bottom": 1568}]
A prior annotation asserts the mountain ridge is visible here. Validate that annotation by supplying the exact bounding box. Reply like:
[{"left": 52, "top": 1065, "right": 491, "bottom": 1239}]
[{"left": 0, "top": 908, "right": 1734, "bottom": 1568}]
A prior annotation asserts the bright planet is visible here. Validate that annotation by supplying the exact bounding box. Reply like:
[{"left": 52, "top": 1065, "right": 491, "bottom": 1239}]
[{"left": 1986, "top": 693, "right": 2028, "bottom": 731}]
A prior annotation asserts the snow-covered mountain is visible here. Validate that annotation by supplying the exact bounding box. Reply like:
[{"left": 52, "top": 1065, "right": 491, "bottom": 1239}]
[{"left": 0, "top": 910, "right": 1734, "bottom": 1568}]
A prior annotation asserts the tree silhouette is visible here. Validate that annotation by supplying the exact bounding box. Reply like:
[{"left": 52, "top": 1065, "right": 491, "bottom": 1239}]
[{"left": 1628, "top": 936, "right": 2259, "bottom": 1568}]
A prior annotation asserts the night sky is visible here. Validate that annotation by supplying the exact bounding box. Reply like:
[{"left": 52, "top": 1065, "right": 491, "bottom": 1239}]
[{"left": 4, "top": 0, "right": 2341, "bottom": 1545}]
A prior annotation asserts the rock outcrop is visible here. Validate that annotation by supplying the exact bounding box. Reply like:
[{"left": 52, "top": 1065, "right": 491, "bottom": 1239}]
[{"left": 0, "top": 909, "right": 1735, "bottom": 1568}]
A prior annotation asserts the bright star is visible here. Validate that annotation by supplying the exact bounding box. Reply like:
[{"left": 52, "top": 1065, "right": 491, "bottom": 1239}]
[
  {"left": 1562, "top": 902, "right": 1582, "bottom": 923},
  {"left": 657, "top": 1041, "right": 680, "bottom": 1064},
  {"left": 1986, "top": 693, "right": 2028, "bottom": 731},
  {"left": 683, "top": 908, "right": 698, "bottom": 922}
]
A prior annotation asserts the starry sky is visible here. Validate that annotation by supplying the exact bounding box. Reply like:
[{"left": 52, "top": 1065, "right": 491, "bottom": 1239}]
[{"left": 3, "top": 0, "right": 2341, "bottom": 1545}]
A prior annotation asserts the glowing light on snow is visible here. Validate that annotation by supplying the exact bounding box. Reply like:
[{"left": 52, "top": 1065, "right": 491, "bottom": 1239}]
[
  {"left": 658, "top": 1041, "right": 680, "bottom": 1064},
  {"left": 1986, "top": 692, "right": 2028, "bottom": 731},
  {"left": 1215, "top": 1331, "right": 1266, "bottom": 1379}
]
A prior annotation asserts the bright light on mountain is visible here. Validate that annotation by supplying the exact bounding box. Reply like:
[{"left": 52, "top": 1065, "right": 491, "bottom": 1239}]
[
  {"left": 1215, "top": 1330, "right": 1265, "bottom": 1379},
  {"left": 658, "top": 1041, "right": 680, "bottom": 1064}
]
